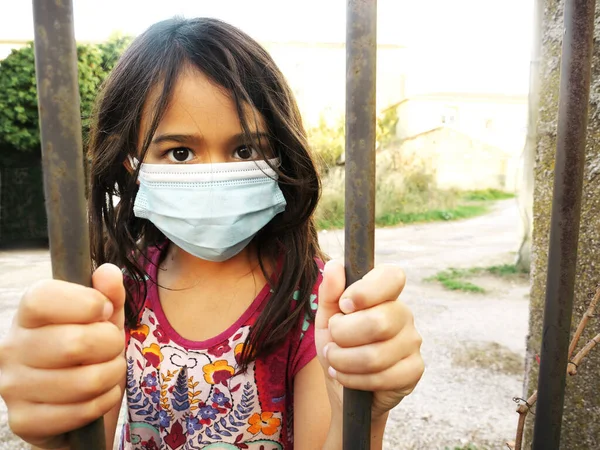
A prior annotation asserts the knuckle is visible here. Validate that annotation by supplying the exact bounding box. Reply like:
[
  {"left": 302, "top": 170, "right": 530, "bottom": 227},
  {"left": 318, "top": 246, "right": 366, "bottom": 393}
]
[
  {"left": 61, "top": 328, "right": 87, "bottom": 360},
  {"left": 108, "top": 326, "right": 126, "bottom": 354},
  {"left": 413, "top": 331, "right": 423, "bottom": 349},
  {"left": 20, "top": 282, "right": 46, "bottom": 319},
  {"left": 0, "top": 338, "right": 14, "bottom": 367},
  {"left": 381, "top": 264, "right": 406, "bottom": 291},
  {"left": 414, "top": 355, "right": 426, "bottom": 377},
  {"left": 82, "top": 388, "right": 118, "bottom": 422},
  {"left": 370, "top": 310, "right": 393, "bottom": 338},
  {"left": 362, "top": 350, "right": 382, "bottom": 372},
  {"left": 7, "top": 407, "right": 32, "bottom": 437},
  {"left": 82, "top": 368, "right": 106, "bottom": 398},
  {"left": 0, "top": 373, "right": 15, "bottom": 399},
  {"left": 369, "top": 375, "right": 385, "bottom": 391},
  {"left": 328, "top": 314, "right": 343, "bottom": 338}
]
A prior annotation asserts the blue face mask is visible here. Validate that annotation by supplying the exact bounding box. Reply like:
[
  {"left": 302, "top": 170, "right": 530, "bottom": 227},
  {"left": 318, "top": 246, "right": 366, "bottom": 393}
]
[{"left": 132, "top": 158, "right": 287, "bottom": 262}]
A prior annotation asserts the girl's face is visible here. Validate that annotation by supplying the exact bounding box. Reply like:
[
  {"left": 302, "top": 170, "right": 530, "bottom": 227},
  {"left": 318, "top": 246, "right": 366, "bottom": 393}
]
[{"left": 138, "top": 66, "right": 273, "bottom": 165}]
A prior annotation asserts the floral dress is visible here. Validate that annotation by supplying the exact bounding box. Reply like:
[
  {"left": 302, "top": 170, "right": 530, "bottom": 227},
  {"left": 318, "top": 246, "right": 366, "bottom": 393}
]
[{"left": 119, "top": 246, "right": 321, "bottom": 450}]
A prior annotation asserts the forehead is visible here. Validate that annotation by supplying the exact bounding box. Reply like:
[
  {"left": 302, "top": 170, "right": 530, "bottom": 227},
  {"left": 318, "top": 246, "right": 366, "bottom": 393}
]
[{"left": 139, "top": 65, "right": 265, "bottom": 142}]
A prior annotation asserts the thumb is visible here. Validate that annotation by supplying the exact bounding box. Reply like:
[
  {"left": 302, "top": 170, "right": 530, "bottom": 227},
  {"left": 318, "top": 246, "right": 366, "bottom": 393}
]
[
  {"left": 315, "top": 259, "right": 346, "bottom": 331},
  {"left": 92, "top": 263, "right": 126, "bottom": 330}
]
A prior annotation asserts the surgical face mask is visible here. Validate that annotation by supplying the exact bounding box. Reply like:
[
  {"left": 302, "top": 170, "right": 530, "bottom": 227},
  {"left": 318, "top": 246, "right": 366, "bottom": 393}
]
[{"left": 131, "top": 158, "right": 287, "bottom": 262}]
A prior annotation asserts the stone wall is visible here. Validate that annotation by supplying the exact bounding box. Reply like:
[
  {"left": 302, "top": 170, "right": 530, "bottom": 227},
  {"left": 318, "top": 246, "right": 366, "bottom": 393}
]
[{"left": 525, "top": 0, "right": 600, "bottom": 447}]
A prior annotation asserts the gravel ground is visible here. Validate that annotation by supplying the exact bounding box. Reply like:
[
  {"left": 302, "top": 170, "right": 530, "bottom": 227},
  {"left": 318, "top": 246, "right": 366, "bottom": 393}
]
[{"left": 0, "top": 199, "right": 529, "bottom": 449}]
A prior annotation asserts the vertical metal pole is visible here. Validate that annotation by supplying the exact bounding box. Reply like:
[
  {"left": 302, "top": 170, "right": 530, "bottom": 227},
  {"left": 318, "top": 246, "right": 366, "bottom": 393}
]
[
  {"left": 532, "top": 0, "right": 595, "bottom": 448},
  {"left": 344, "top": 0, "right": 377, "bottom": 449},
  {"left": 32, "top": 1, "right": 105, "bottom": 449}
]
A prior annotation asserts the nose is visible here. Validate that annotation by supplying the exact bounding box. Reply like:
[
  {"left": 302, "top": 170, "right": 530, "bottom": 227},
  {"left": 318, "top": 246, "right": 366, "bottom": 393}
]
[{"left": 203, "top": 148, "right": 230, "bottom": 164}]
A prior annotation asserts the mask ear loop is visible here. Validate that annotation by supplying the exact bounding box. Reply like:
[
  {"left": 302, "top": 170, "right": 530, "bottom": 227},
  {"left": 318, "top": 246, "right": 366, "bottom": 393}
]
[{"left": 128, "top": 155, "right": 140, "bottom": 170}]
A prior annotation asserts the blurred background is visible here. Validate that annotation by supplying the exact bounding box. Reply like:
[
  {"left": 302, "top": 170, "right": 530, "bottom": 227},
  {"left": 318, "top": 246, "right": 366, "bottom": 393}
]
[{"left": 0, "top": 1, "right": 557, "bottom": 449}]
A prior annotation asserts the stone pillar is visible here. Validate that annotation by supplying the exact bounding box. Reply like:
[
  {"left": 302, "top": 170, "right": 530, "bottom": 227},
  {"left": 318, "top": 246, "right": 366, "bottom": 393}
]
[{"left": 524, "top": 0, "right": 600, "bottom": 447}]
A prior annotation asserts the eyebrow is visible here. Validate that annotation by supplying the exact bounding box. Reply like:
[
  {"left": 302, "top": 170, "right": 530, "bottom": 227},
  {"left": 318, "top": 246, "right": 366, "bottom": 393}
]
[{"left": 151, "top": 131, "right": 271, "bottom": 146}]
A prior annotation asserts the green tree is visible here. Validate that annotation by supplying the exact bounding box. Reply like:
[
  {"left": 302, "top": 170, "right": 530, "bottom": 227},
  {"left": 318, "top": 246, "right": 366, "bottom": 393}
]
[{"left": 0, "top": 35, "right": 132, "bottom": 167}]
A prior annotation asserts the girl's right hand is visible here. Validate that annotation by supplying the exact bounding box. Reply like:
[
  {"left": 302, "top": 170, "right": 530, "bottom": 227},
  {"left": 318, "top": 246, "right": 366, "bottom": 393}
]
[{"left": 0, "top": 263, "right": 127, "bottom": 449}]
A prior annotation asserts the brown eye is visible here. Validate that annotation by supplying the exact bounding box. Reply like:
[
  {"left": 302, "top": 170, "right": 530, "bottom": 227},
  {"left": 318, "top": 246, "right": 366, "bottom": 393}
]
[
  {"left": 234, "top": 146, "right": 258, "bottom": 160},
  {"left": 167, "top": 148, "right": 193, "bottom": 163}
]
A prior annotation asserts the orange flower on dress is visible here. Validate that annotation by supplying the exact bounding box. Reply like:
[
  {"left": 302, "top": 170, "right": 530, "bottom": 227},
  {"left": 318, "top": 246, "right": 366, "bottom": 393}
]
[
  {"left": 130, "top": 324, "right": 149, "bottom": 343},
  {"left": 142, "top": 343, "right": 163, "bottom": 368},
  {"left": 234, "top": 343, "right": 244, "bottom": 363},
  {"left": 247, "top": 412, "right": 281, "bottom": 436},
  {"left": 203, "top": 360, "right": 235, "bottom": 385}
]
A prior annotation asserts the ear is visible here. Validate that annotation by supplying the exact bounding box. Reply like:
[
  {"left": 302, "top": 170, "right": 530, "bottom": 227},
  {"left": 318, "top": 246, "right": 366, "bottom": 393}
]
[{"left": 123, "top": 155, "right": 140, "bottom": 185}]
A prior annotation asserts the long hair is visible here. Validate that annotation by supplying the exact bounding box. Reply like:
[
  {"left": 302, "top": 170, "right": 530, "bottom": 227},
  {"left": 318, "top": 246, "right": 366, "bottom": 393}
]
[{"left": 87, "top": 17, "right": 324, "bottom": 371}]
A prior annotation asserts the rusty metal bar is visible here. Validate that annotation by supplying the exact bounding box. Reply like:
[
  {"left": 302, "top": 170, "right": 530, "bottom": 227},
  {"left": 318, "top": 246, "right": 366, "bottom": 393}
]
[
  {"left": 532, "top": 0, "right": 595, "bottom": 448},
  {"left": 344, "top": 0, "right": 377, "bottom": 448},
  {"left": 32, "top": 0, "right": 105, "bottom": 449}
]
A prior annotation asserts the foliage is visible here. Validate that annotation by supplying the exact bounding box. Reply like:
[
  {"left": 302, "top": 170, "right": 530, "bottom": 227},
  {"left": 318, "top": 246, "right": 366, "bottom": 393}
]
[
  {"left": 426, "top": 264, "right": 529, "bottom": 293},
  {"left": 306, "top": 116, "right": 345, "bottom": 174},
  {"left": 376, "top": 106, "right": 399, "bottom": 148},
  {"left": 306, "top": 107, "right": 399, "bottom": 175},
  {"left": 462, "top": 189, "right": 515, "bottom": 201},
  {"left": 315, "top": 162, "right": 496, "bottom": 231},
  {"left": 0, "top": 35, "right": 132, "bottom": 166}
]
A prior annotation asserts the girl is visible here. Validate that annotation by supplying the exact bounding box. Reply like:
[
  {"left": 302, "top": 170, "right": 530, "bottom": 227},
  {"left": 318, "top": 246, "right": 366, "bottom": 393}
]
[{"left": 0, "top": 17, "right": 424, "bottom": 450}]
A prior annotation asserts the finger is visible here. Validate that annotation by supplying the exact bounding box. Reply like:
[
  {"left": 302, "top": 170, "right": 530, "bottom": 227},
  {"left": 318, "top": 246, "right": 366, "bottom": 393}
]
[
  {"left": 325, "top": 327, "right": 421, "bottom": 375},
  {"left": 1, "top": 357, "right": 126, "bottom": 405},
  {"left": 315, "top": 259, "right": 346, "bottom": 331},
  {"left": 339, "top": 265, "right": 406, "bottom": 313},
  {"left": 92, "top": 263, "right": 126, "bottom": 330},
  {"left": 329, "top": 300, "right": 413, "bottom": 347},
  {"left": 18, "top": 280, "right": 112, "bottom": 329},
  {"left": 330, "top": 353, "right": 425, "bottom": 393},
  {"left": 7, "top": 384, "right": 123, "bottom": 445},
  {"left": 17, "top": 322, "right": 124, "bottom": 369}
]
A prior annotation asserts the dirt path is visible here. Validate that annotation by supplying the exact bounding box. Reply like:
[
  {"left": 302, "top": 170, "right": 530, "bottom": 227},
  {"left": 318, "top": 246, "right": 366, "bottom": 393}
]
[{"left": 0, "top": 199, "right": 529, "bottom": 449}]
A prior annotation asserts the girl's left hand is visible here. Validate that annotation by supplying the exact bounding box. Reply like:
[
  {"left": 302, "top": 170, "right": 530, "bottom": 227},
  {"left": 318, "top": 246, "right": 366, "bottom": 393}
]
[{"left": 315, "top": 259, "right": 424, "bottom": 421}]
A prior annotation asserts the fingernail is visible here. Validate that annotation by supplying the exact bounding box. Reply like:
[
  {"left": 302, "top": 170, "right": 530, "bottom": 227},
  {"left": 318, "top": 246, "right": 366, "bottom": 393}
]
[
  {"left": 103, "top": 302, "right": 113, "bottom": 320},
  {"left": 340, "top": 298, "right": 355, "bottom": 314},
  {"left": 323, "top": 344, "right": 329, "bottom": 360},
  {"left": 328, "top": 366, "right": 337, "bottom": 379}
]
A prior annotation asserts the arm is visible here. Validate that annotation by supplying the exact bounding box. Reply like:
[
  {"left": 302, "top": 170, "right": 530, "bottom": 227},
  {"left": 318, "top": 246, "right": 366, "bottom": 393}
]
[{"left": 293, "top": 357, "right": 388, "bottom": 450}]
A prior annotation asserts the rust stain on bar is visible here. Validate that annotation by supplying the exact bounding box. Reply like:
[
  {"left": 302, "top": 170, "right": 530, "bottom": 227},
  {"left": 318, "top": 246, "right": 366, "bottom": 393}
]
[
  {"left": 32, "top": 0, "right": 105, "bottom": 448},
  {"left": 344, "top": 0, "right": 377, "bottom": 449},
  {"left": 532, "top": 0, "right": 596, "bottom": 448}
]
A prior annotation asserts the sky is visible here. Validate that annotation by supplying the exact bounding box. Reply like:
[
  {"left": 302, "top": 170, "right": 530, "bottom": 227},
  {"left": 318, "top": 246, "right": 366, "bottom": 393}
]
[{"left": 0, "top": 0, "right": 534, "bottom": 94}]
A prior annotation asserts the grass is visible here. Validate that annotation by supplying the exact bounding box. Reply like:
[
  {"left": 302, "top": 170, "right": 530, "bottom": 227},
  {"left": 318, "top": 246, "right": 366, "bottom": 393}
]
[
  {"left": 427, "top": 264, "right": 529, "bottom": 293},
  {"left": 375, "top": 204, "right": 488, "bottom": 227},
  {"left": 427, "top": 268, "right": 486, "bottom": 293},
  {"left": 315, "top": 166, "right": 512, "bottom": 231},
  {"left": 461, "top": 188, "right": 515, "bottom": 201}
]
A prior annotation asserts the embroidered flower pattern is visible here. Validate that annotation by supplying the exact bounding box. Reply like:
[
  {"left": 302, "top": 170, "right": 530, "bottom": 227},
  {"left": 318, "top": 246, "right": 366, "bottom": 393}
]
[
  {"left": 203, "top": 360, "right": 235, "bottom": 385},
  {"left": 120, "top": 251, "right": 326, "bottom": 449},
  {"left": 124, "top": 307, "right": 287, "bottom": 449},
  {"left": 247, "top": 412, "right": 282, "bottom": 436}
]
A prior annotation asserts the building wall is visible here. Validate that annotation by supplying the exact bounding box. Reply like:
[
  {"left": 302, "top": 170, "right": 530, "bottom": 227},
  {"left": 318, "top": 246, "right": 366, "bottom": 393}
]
[
  {"left": 396, "top": 93, "right": 528, "bottom": 154},
  {"left": 398, "top": 127, "right": 513, "bottom": 192}
]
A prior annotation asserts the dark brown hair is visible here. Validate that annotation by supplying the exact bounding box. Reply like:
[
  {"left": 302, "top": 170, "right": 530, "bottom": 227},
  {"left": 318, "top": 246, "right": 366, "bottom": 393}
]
[{"left": 88, "top": 17, "right": 324, "bottom": 370}]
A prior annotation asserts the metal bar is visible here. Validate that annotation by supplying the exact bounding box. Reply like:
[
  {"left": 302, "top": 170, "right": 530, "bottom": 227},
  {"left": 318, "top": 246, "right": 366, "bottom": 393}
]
[
  {"left": 32, "top": 1, "right": 105, "bottom": 449},
  {"left": 344, "top": 0, "right": 377, "bottom": 449},
  {"left": 532, "top": 0, "right": 596, "bottom": 448}
]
